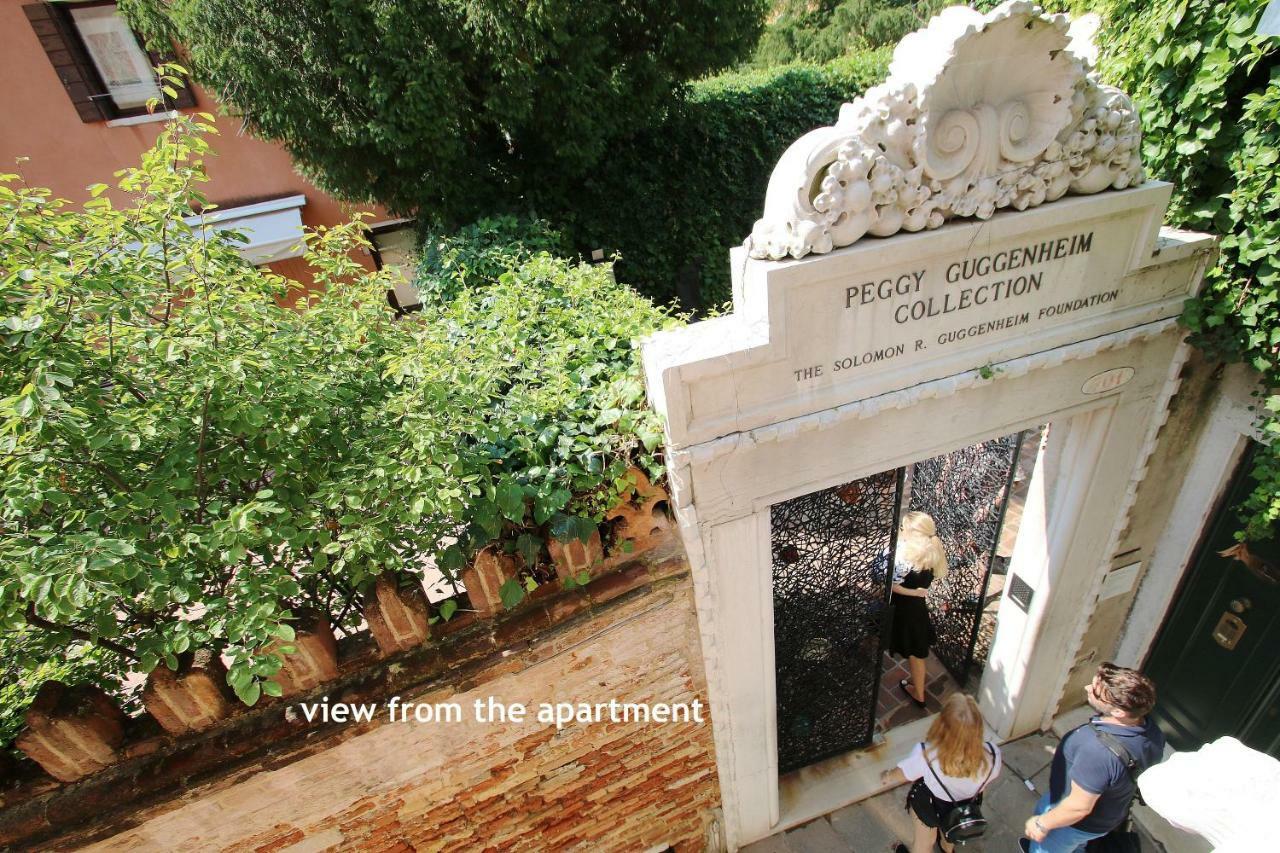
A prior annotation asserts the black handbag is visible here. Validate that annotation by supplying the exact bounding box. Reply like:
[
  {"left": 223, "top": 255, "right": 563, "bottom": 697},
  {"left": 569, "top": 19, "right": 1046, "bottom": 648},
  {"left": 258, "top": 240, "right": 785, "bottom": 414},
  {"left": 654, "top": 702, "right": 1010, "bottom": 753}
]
[
  {"left": 924, "top": 742, "right": 997, "bottom": 844},
  {"left": 1083, "top": 723, "right": 1146, "bottom": 853}
]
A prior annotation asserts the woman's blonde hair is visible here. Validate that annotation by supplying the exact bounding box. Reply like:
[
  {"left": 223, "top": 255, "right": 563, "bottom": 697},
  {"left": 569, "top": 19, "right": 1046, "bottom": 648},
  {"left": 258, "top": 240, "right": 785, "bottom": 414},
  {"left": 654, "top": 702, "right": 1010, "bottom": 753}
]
[
  {"left": 896, "top": 510, "right": 948, "bottom": 579},
  {"left": 926, "top": 693, "right": 990, "bottom": 778}
]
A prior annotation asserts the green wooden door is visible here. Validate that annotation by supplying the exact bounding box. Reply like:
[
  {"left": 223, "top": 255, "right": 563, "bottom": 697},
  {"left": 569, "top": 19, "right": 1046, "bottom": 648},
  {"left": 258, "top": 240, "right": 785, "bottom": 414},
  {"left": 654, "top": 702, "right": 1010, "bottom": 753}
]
[{"left": 1146, "top": 444, "right": 1280, "bottom": 758}]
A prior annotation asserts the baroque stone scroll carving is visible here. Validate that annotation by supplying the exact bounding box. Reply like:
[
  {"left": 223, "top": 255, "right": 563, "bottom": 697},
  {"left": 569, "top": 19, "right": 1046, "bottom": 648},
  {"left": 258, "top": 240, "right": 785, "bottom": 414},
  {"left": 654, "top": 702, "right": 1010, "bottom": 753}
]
[{"left": 749, "top": 1, "right": 1144, "bottom": 261}]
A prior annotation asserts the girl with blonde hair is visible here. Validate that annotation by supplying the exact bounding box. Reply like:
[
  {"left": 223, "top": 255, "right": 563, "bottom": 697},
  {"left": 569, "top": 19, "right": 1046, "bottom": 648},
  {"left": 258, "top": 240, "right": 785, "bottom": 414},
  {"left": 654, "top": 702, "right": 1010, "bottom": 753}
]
[
  {"left": 880, "top": 693, "right": 1002, "bottom": 853},
  {"left": 890, "top": 510, "right": 948, "bottom": 707}
]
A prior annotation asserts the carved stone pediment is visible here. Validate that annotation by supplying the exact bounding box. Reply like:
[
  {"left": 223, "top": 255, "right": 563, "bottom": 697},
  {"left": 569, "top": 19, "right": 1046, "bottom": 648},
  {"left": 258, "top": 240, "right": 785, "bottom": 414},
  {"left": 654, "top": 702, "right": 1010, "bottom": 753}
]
[{"left": 750, "top": 1, "right": 1143, "bottom": 260}]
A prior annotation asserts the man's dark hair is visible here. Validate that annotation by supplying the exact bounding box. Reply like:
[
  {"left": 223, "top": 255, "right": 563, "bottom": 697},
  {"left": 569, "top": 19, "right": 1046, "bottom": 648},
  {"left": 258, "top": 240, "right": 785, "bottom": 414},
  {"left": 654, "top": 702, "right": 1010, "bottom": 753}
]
[{"left": 1095, "top": 662, "right": 1157, "bottom": 718}]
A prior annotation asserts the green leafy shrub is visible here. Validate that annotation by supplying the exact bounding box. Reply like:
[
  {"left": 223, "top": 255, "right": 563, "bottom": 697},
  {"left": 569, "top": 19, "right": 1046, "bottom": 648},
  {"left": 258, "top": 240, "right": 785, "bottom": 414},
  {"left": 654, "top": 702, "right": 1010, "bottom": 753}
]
[
  {"left": 1098, "top": 0, "right": 1279, "bottom": 540},
  {"left": 863, "top": 6, "right": 923, "bottom": 48},
  {"left": 0, "top": 629, "right": 133, "bottom": 758},
  {"left": 414, "top": 216, "right": 570, "bottom": 304},
  {"left": 1, "top": 116, "right": 425, "bottom": 706},
  {"left": 545, "top": 50, "right": 891, "bottom": 306},
  {"left": 387, "top": 253, "right": 674, "bottom": 593},
  {"left": 1, "top": 119, "right": 676, "bottom": 716}
]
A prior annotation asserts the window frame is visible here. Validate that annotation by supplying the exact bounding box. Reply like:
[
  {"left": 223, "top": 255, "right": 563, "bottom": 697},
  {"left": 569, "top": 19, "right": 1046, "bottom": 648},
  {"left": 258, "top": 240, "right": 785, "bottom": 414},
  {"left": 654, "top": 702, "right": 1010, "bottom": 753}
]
[
  {"left": 27, "top": 0, "right": 196, "bottom": 123},
  {"left": 368, "top": 220, "right": 422, "bottom": 315}
]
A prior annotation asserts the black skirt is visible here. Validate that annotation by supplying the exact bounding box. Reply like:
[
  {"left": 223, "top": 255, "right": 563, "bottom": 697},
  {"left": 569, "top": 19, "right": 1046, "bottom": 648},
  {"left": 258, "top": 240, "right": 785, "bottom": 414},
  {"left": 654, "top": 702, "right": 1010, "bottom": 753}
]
[
  {"left": 889, "top": 593, "right": 935, "bottom": 659},
  {"left": 907, "top": 778, "right": 950, "bottom": 828}
]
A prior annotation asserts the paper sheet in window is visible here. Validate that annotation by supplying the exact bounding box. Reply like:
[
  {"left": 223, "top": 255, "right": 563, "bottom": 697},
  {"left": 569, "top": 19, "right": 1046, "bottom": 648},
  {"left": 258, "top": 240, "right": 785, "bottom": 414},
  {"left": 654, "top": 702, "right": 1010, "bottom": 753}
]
[{"left": 70, "top": 6, "right": 160, "bottom": 110}]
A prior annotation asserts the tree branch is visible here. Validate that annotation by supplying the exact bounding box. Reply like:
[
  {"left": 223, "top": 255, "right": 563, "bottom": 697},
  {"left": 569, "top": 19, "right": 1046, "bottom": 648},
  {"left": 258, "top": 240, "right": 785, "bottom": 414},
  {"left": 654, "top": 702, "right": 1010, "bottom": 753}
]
[
  {"left": 92, "top": 462, "right": 131, "bottom": 494},
  {"left": 194, "top": 387, "right": 212, "bottom": 523},
  {"left": 25, "top": 603, "right": 140, "bottom": 662},
  {"left": 48, "top": 293, "right": 76, "bottom": 343}
]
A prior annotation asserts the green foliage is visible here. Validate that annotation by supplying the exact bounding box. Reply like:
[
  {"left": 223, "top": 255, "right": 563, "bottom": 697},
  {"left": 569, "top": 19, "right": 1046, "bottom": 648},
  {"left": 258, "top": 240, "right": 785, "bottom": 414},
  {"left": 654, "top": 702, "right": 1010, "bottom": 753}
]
[
  {"left": 1, "top": 121, "right": 675, "bottom": 715},
  {"left": 545, "top": 50, "right": 891, "bottom": 305},
  {"left": 0, "top": 628, "right": 133, "bottom": 757},
  {"left": 752, "top": 0, "right": 842, "bottom": 66},
  {"left": 759, "top": 1, "right": 1110, "bottom": 69},
  {"left": 970, "top": 0, "right": 1103, "bottom": 12},
  {"left": 751, "top": 0, "right": 948, "bottom": 66},
  {"left": 423, "top": 253, "right": 672, "bottom": 504},
  {"left": 121, "top": 0, "right": 767, "bottom": 226},
  {"left": 1097, "top": 1, "right": 1280, "bottom": 540},
  {"left": 415, "top": 216, "right": 569, "bottom": 304},
  {"left": 1, "top": 115, "right": 418, "bottom": 705},
  {"left": 864, "top": 6, "right": 924, "bottom": 49},
  {"left": 381, "top": 251, "right": 677, "bottom": 612}
]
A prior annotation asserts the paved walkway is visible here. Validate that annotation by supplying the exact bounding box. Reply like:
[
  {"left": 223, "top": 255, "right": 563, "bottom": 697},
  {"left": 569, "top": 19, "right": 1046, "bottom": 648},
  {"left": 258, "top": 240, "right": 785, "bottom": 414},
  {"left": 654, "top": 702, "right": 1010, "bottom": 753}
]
[
  {"left": 876, "top": 651, "right": 956, "bottom": 731},
  {"left": 741, "top": 729, "right": 1208, "bottom": 853}
]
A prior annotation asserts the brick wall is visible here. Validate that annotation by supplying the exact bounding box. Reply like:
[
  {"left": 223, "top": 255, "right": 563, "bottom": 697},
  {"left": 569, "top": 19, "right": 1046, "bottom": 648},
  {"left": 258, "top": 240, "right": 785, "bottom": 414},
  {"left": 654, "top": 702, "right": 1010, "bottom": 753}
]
[{"left": 6, "top": 542, "right": 721, "bottom": 852}]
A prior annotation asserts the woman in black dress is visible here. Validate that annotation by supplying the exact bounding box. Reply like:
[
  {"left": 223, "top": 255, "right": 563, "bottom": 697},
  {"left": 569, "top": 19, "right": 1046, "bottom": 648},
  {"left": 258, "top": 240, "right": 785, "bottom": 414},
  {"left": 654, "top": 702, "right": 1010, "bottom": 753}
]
[{"left": 890, "top": 511, "right": 949, "bottom": 707}]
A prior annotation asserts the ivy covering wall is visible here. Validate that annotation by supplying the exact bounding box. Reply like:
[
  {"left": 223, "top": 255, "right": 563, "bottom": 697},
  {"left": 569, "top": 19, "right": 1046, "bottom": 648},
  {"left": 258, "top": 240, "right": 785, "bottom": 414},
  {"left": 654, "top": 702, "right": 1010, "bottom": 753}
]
[{"left": 1098, "top": 0, "right": 1279, "bottom": 540}]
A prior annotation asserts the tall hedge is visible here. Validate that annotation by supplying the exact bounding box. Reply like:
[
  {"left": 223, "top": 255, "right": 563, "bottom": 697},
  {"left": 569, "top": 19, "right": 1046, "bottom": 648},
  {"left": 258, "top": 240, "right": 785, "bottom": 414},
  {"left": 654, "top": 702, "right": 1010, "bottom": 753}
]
[
  {"left": 123, "top": 0, "right": 767, "bottom": 227},
  {"left": 544, "top": 50, "right": 890, "bottom": 307},
  {"left": 1098, "top": 1, "right": 1280, "bottom": 540}
]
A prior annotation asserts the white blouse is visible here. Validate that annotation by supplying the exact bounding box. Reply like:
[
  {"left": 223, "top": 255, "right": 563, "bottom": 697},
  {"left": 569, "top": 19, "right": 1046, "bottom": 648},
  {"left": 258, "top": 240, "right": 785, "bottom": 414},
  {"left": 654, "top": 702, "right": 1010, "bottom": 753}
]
[{"left": 897, "top": 741, "right": 1002, "bottom": 801}]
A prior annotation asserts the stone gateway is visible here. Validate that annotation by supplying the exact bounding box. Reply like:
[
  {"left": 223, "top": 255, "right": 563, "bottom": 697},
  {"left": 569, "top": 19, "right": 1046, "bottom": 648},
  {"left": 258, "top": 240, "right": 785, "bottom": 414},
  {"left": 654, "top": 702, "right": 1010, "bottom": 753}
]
[{"left": 640, "top": 3, "right": 1217, "bottom": 849}]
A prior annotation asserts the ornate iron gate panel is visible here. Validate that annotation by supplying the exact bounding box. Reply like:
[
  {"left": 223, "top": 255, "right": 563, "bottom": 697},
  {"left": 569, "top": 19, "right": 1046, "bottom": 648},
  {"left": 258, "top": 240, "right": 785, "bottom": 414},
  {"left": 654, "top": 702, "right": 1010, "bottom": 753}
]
[
  {"left": 908, "top": 431, "right": 1026, "bottom": 685},
  {"left": 771, "top": 468, "right": 903, "bottom": 773}
]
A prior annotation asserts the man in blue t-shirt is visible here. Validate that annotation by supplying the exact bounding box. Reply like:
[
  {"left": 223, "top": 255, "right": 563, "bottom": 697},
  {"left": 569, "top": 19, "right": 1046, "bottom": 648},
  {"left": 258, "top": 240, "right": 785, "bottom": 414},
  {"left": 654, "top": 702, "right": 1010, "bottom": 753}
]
[{"left": 1021, "top": 662, "right": 1165, "bottom": 853}]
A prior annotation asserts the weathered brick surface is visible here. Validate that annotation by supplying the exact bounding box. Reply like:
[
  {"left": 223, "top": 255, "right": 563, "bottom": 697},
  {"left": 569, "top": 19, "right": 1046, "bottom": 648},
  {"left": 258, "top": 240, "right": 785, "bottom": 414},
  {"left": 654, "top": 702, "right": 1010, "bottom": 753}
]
[
  {"left": 606, "top": 467, "right": 672, "bottom": 555},
  {"left": 73, "top": 567, "right": 718, "bottom": 852},
  {"left": 267, "top": 614, "right": 340, "bottom": 697},
  {"left": 15, "top": 683, "right": 127, "bottom": 783},
  {"left": 364, "top": 573, "right": 432, "bottom": 656},
  {"left": 142, "top": 650, "right": 234, "bottom": 735},
  {"left": 462, "top": 545, "right": 518, "bottom": 618},
  {"left": 548, "top": 530, "right": 605, "bottom": 581}
]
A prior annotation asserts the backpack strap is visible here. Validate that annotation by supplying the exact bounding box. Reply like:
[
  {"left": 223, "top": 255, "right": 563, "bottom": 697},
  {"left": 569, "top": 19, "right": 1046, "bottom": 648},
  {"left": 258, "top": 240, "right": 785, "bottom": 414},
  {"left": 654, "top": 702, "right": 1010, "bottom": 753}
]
[
  {"left": 922, "top": 743, "right": 958, "bottom": 802},
  {"left": 975, "top": 742, "right": 997, "bottom": 794},
  {"left": 1064, "top": 721, "right": 1093, "bottom": 744},
  {"left": 1089, "top": 722, "right": 1149, "bottom": 810},
  {"left": 1088, "top": 723, "right": 1142, "bottom": 780},
  {"left": 923, "top": 742, "right": 997, "bottom": 800}
]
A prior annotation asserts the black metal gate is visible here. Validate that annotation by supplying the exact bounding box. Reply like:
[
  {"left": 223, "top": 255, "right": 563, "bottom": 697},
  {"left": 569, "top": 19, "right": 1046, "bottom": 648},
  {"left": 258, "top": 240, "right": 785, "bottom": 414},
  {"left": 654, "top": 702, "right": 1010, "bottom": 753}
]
[
  {"left": 909, "top": 432, "right": 1026, "bottom": 685},
  {"left": 771, "top": 469, "right": 903, "bottom": 772},
  {"left": 770, "top": 432, "right": 1024, "bottom": 773}
]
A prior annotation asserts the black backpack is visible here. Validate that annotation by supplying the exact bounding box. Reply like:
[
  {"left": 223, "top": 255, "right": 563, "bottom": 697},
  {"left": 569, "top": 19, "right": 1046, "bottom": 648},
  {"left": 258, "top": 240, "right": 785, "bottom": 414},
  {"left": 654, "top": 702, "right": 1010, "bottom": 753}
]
[{"left": 924, "top": 742, "right": 997, "bottom": 844}]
